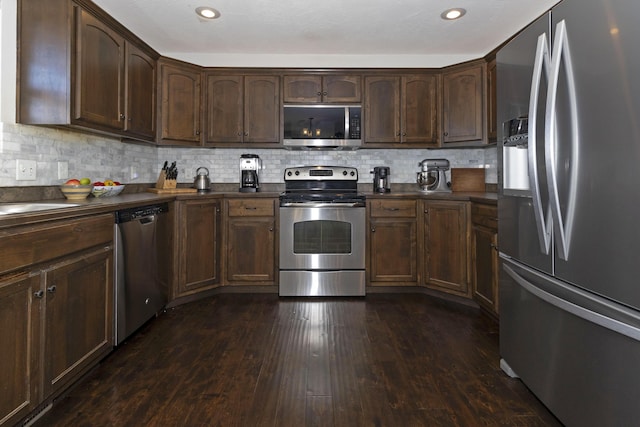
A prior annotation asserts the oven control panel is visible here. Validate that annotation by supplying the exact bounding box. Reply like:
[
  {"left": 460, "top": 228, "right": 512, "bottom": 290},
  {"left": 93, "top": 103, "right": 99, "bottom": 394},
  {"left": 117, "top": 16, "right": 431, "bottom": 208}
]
[{"left": 283, "top": 166, "right": 358, "bottom": 181}]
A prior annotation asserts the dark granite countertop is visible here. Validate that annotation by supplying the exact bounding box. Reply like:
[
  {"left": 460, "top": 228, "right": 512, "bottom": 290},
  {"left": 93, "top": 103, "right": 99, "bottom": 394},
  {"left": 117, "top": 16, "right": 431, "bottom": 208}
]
[{"left": 0, "top": 183, "right": 497, "bottom": 228}]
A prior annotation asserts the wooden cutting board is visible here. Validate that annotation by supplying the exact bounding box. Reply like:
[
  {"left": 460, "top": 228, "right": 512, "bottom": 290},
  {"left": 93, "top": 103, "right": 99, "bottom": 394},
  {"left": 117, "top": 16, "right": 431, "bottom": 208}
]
[
  {"left": 451, "top": 168, "right": 486, "bottom": 192},
  {"left": 147, "top": 187, "right": 198, "bottom": 194}
]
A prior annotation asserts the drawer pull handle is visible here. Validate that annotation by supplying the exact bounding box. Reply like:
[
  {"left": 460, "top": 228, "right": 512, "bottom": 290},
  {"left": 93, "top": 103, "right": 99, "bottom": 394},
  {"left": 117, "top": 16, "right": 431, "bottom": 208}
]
[
  {"left": 385, "top": 207, "right": 400, "bottom": 211},
  {"left": 34, "top": 290, "right": 44, "bottom": 299},
  {"left": 47, "top": 285, "right": 57, "bottom": 293},
  {"left": 245, "top": 207, "right": 257, "bottom": 210}
]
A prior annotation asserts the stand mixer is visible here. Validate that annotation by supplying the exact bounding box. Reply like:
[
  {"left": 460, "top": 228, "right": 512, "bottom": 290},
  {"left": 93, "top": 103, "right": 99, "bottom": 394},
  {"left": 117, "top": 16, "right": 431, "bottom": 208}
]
[{"left": 416, "top": 158, "right": 451, "bottom": 193}]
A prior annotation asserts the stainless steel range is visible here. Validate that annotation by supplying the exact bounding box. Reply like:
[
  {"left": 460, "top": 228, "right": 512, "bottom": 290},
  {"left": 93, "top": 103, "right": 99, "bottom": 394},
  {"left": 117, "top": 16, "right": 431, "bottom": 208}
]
[{"left": 279, "top": 166, "right": 366, "bottom": 297}]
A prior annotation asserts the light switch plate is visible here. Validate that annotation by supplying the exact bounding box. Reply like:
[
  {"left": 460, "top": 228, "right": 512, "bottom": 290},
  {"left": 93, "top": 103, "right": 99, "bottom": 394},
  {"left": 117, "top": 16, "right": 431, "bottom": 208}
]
[
  {"left": 16, "top": 159, "right": 37, "bottom": 181},
  {"left": 57, "top": 161, "right": 69, "bottom": 180}
]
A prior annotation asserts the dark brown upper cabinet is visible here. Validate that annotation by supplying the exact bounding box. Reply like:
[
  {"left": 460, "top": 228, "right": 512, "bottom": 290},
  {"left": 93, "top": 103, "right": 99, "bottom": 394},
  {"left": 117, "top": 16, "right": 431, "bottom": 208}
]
[
  {"left": 363, "top": 74, "right": 439, "bottom": 147},
  {"left": 158, "top": 59, "right": 202, "bottom": 146},
  {"left": 486, "top": 57, "right": 498, "bottom": 143},
  {"left": 204, "top": 74, "right": 280, "bottom": 145},
  {"left": 17, "top": 0, "right": 158, "bottom": 143},
  {"left": 283, "top": 75, "right": 361, "bottom": 103},
  {"left": 441, "top": 63, "right": 485, "bottom": 145}
]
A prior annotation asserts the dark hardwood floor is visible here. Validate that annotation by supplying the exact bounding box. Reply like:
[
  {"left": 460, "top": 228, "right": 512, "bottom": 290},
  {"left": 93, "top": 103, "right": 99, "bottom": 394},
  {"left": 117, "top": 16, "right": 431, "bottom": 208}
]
[{"left": 32, "top": 293, "right": 561, "bottom": 427}]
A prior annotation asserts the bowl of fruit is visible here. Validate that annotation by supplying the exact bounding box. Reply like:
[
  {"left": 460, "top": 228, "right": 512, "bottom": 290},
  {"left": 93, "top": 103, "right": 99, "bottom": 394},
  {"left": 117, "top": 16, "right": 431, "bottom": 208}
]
[
  {"left": 60, "top": 178, "right": 93, "bottom": 200},
  {"left": 91, "top": 180, "right": 125, "bottom": 198}
]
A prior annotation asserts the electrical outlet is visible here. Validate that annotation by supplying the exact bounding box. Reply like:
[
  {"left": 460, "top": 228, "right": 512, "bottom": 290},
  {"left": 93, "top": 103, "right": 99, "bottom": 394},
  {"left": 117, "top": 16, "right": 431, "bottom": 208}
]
[
  {"left": 57, "top": 161, "right": 69, "bottom": 180},
  {"left": 16, "top": 159, "right": 37, "bottom": 181}
]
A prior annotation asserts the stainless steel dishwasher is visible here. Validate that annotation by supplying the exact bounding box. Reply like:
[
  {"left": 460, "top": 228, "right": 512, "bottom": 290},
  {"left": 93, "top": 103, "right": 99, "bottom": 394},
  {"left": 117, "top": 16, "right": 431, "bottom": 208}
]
[{"left": 114, "top": 203, "right": 169, "bottom": 345}]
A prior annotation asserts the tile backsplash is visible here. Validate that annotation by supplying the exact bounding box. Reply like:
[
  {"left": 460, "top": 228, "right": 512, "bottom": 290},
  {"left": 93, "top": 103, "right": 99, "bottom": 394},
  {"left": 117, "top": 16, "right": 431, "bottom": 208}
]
[{"left": 0, "top": 123, "right": 497, "bottom": 187}]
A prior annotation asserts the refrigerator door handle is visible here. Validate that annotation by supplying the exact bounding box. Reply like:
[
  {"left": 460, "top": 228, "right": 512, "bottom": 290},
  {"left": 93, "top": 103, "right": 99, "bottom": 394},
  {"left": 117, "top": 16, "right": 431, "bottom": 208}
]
[
  {"left": 545, "top": 19, "right": 580, "bottom": 261},
  {"left": 528, "top": 32, "right": 553, "bottom": 254},
  {"left": 504, "top": 263, "right": 640, "bottom": 342}
]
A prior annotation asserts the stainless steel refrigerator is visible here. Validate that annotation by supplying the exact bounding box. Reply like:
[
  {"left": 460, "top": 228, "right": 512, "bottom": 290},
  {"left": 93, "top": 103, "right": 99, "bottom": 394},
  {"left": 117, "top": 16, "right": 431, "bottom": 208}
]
[{"left": 497, "top": 1, "right": 640, "bottom": 425}]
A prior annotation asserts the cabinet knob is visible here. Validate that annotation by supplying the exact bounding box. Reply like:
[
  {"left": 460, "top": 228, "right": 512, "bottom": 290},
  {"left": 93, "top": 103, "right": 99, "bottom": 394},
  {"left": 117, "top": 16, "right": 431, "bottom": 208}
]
[
  {"left": 317, "top": 92, "right": 322, "bottom": 96},
  {"left": 322, "top": 91, "right": 327, "bottom": 96},
  {"left": 34, "top": 290, "right": 44, "bottom": 299},
  {"left": 47, "top": 285, "right": 57, "bottom": 293},
  {"left": 244, "top": 132, "right": 249, "bottom": 136},
  {"left": 269, "top": 226, "right": 274, "bottom": 232},
  {"left": 443, "top": 132, "right": 449, "bottom": 136},
  {"left": 195, "top": 130, "right": 201, "bottom": 135},
  {"left": 490, "top": 244, "right": 498, "bottom": 251},
  {"left": 371, "top": 227, "right": 376, "bottom": 232},
  {"left": 119, "top": 114, "right": 125, "bottom": 120}
]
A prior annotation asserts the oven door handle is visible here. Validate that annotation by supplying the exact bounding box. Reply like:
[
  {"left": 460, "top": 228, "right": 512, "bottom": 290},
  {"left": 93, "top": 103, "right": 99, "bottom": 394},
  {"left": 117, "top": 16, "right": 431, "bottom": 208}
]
[{"left": 279, "top": 202, "right": 365, "bottom": 208}]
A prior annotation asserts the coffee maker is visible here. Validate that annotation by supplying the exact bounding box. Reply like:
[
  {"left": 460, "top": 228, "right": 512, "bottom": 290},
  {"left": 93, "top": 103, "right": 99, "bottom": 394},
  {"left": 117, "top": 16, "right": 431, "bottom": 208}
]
[
  {"left": 371, "top": 166, "right": 391, "bottom": 193},
  {"left": 416, "top": 158, "right": 451, "bottom": 193},
  {"left": 239, "top": 154, "right": 261, "bottom": 192}
]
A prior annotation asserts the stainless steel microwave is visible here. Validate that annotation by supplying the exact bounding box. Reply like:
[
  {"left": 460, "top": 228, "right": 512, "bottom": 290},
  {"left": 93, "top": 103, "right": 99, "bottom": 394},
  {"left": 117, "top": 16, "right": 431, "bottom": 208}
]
[{"left": 282, "top": 105, "right": 361, "bottom": 150}]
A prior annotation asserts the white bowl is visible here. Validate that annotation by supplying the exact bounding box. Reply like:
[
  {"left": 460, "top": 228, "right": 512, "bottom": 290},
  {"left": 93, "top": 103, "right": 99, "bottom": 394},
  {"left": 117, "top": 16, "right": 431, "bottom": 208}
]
[{"left": 91, "top": 184, "right": 125, "bottom": 198}]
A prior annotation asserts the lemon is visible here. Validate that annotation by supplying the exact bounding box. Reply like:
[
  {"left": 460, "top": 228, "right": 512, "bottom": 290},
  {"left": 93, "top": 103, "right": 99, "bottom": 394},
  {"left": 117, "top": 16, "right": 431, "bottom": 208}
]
[
  {"left": 104, "top": 179, "right": 115, "bottom": 186},
  {"left": 79, "top": 177, "right": 91, "bottom": 185}
]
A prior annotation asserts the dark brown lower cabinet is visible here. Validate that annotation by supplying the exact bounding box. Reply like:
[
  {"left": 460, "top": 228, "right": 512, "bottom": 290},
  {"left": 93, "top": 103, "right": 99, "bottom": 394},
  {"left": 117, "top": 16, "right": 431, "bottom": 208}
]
[
  {"left": 0, "top": 273, "right": 40, "bottom": 427},
  {"left": 471, "top": 202, "right": 499, "bottom": 316},
  {"left": 225, "top": 198, "right": 277, "bottom": 285},
  {"left": 422, "top": 200, "right": 471, "bottom": 297},
  {"left": 0, "top": 214, "right": 113, "bottom": 427},
  {"left": 175, "top": 199, "right": 222, "bottom": 297},
  {"left": 367, "top": 198, "right": 418, "bottom": 285}
]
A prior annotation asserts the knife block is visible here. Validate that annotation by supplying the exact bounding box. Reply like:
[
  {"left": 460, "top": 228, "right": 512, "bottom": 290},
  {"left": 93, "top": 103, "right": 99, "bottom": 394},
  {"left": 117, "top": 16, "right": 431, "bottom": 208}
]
[{"left": 155, "top": 170, "right": 177, "bottom": 189}]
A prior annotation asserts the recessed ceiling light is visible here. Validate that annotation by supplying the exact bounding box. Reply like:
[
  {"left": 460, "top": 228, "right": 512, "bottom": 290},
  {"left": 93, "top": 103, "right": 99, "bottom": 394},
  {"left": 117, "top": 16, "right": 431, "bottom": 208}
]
[
  {"left": 196, "top": 6, "right": 220, "bottom": 20},
  {"left": 441, "top": 8, "right": 466, "bottom": 20}
]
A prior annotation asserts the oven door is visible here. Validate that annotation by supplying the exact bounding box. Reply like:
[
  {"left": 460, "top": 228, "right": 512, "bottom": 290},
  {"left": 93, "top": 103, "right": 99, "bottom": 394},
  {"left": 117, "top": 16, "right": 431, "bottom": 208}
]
[{"left": 279, "top": 205, "right": 365, "bottom": 270}]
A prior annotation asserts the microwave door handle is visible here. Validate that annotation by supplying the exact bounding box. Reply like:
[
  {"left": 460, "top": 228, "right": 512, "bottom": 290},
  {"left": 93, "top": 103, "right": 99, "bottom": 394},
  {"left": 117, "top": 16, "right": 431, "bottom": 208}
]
[
  {"left": 545, "top": 19, "right": 580, "bottom": 261},
  {"left": 528, "top": 31, "right": 553, "bottom": 255}
]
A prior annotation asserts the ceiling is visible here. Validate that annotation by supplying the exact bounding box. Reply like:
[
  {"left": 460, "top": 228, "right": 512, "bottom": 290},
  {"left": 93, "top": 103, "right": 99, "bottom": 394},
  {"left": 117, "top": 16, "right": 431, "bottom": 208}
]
[{"left": 92, "top": 0, "right": 559, "bottom": 68}]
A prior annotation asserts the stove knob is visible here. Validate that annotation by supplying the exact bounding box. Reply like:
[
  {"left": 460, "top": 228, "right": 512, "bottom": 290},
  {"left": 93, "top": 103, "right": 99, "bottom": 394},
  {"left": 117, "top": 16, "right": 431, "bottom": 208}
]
[
  {"left": 286, "top": 171, "right": 292, "bottom": 176},
  {"left": 295, "top": 170, "right": 300, "bottom": 176},
  {"left": 343, "top": 170, "right": 348, "bottom": 176},
  {"left": 350, "top": 171, "right": 355, "bottom": 176}
]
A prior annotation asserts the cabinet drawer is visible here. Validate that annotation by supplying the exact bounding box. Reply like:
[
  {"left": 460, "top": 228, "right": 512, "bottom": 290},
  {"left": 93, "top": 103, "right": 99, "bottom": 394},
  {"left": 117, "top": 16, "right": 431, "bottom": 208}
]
[
  {"left": 0, "top": 214, "right": 113, "bottom": 275},
  {"left": 227, "top": 199, "right": 275, "bottom": 217},
  {"left": 472, "top": 202, "right": 497, "bottom": 229},
  {"left": 369, "top": 199, "right": 417, "bottom": 218}
]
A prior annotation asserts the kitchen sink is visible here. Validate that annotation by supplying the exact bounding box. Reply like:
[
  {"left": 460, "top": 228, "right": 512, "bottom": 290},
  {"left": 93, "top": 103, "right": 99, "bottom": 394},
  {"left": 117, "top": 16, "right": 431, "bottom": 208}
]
[{"left": 0, "top": 202, "right": 81, "bottom": 216}]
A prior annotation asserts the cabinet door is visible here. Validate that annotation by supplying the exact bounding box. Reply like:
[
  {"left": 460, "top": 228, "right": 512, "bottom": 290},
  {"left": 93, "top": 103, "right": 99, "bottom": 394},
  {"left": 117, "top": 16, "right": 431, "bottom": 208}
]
[
  {"left": 0, "top": 273, "right": 41, "bottom": 427},
  {"left": 369, "top": 218, "right": 418, "bottom": 284},
  {"left": 472, "top": 224, "right": 499, "bottom": 314},
  {"left": 423, "top": 201, "right": 470, "bottom": 296},
  {"left": 283, "top": 75, "right": 322, "bottom": 103},
  {"left": 74, "top": 8, "right": 124, "bottom": 130},
  {"left": 205, "top": 75, "right": 244, "bottom": 143},
  {"left": 124, "top": 42, "right": 156, "bottom": 140},
  {"left": 442, "top": 65, "right": 483, "bottom": 143},
  {"left": 402, "top": 74, "right": 438, "bottom": 145},
  {"left": 364, "top": 76, "right": 401, "bottom": 143},
  {"left": 226, "top": 217, "right": 276, "bottom": 283},
  {"left": 226, "top": 199, "right": 276, "bottom": 284},
  {"left": 178, "top": 200, "right": 221, "bottom": 295},
  {"left": 368, "top": 199, "right": 418, "bottom": 285},
  {"left": 323, "top": 75, "right": 361, "bottom": 103},
  {"left": 244, "top": 76, "right": 280, "bottom": 143},
  {"left": 159, "top": 62, "right": 202, "bottom": 144},
  {"left": 43, "top": 247, "right": 113, "bottom": 398},
  {"left": 486, "top": 58, "right": 498, "bottom": 143}
]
